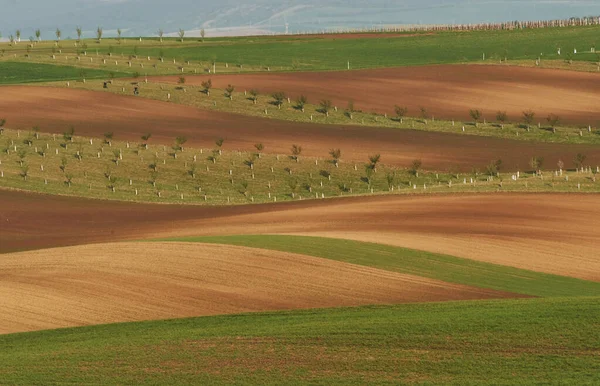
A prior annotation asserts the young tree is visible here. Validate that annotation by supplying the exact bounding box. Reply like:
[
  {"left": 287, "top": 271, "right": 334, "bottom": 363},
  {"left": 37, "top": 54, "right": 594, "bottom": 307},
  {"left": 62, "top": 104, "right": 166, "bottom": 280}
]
[
  {"left": 546, "top": 114, "right": 560, "bottom": 133},
  {"left": 319, "top": 99, "right": 333, "bottom": 117},
  {"left": 225, "top": 84, "right": 235, "bottom": 100},
  {"left": 174, "top": 136, "right": 187, "bottom": 152},
  {"left": 215, "top": 138, "right": 224, "bottom": 155},
  {"left": 272, "top": 92, "right": 286, "bottom": 109},
  {"left": 96, "top": 27, "right": 103, "bottom": 42},
  {"left": 574, "top": 153, "right": 587, "bottom": 170},
  {"left": 17, "top": 149, "right": 27, "bottom": 167},
  {"left": 16, "top": 30, "right": 21, "bottom": 43},
  {"left": 249, "top": 89, "right": 259, "bottom": 104},
  {"left": 469, "top": 109, "right": 482, "bottom": 127},
  {"left": 104, "top": 132, "right": 114, "bottom": 146},
  {"left": 522, "top": 110, "right": 535, "bottom": 130},
  {"left": 386, "top": 171, "right": 396, "bottom": 191},
  {"left": 55, "top": 28, "right": 62, "bottom": 41},
  {"left": 557, "top": 159, "right": 565, "bottom": 172},
  {"left": 141, "top": 133, "right": 152, "bottom": 149},
  {"left": 368, "top": 154, "right": 381, "bottom": 172},
  {"left": 200, "top": 29, "right": 206, "bottom": 42},
  {"left": 0, "top": 119, "right": 6, "bottom": 134},
  {"left": 296, "top": 95, "right": 308, "bottom": 112},
  {"left": 346, "top": 100, "right": 355, "bottom": 119},
  {"left": 76, "top": 26, "right": 82, "bottom": 42},
  {"left": 254, "top": 143, "right": 264, "bottom": 158},
  {"left": 329, "top": 148, "right": 341, "bottom": 167},
  {"left": 364, "top": 164, "right": 374, "bottom": 189},
  {"left": 529, "top": 156, "right": 544, "bottom": 174},
  {"left": 419, "top": 107, "right": 428, "bottom": 122},
  {"left": 178, "top": 76, "right": 186, "bottom": 85},
  {"left": 9, "top": 35, "right": 15, "bottom": 46},
  {"left": 394, "top": 105, "right": 408, "bottom": 123},
  {"left": 158, "top": 29, "right": 164, "bottom": 43},
  {"left": 496, "top": 111, "right": 508, "bottom": 128},
  {"left": 60, "top": 156, "right": 68, "bottom": 172},
  {"left": 291, "top": 144, "right": 302, "bottom": 162},
  {"left": 239, "top": 180, "right": 249, "bottom": 197},
  {"left": 201, "top": 79, "right": 212, "bottom": 96},
  {"left": 35, "top": 29, "right": 41, "bottom": 42},
  {"left": 65, "top": 173, "right": 73, "bottom": 187},
  {"left": 117, "top": 29, "right": 122, "bottom": 43},
  {"left": 178, "top": 29, "right": 185, "bottom": 42},
  {"left": 63, "top": 126, "right": 75, "bottom": 143},
  {"left": 411, "top": 159, "right": 422, "bottom": 177},
  {"left": 486, "top": 159, "right": 502, "bottom": 176},
  {"left": 20, "top": 165, "right": 29, "bottom": 181},
  {"left": 288, "top": 178, "right": 298, "bottom": 198}
]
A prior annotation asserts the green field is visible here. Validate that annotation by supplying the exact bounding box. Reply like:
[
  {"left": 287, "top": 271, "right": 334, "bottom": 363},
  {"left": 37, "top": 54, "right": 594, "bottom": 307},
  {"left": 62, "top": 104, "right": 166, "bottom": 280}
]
[
  {"left": 0, "top": 62, "right": 129, "bottom": 84},
  {"left": 163, "top": 236, "right": 600, "bottom": 297},
  {"left": 2, "top": 297, "right": 598, "bottom": 385},
  {"left": 1, "top": 25, "right": 599, "bottom": 78},
  {"left": 0, "top": 128, "right": 597, "bottom": 205}
]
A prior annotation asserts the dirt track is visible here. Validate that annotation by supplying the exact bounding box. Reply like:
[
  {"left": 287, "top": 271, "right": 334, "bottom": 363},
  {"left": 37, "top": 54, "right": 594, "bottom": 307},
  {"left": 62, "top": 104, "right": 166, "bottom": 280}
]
[
  {"left": 1, "top": 242, "right": 515, "bottom": 334},
  {"left": 2, "top": 190, "right": 598, "bottom": 281},
  {"left": 150, "top": 65, "right": 600, "bottom": 125},
  {"left": 1, "top": 86, "right": 598, "bottom": 170}
]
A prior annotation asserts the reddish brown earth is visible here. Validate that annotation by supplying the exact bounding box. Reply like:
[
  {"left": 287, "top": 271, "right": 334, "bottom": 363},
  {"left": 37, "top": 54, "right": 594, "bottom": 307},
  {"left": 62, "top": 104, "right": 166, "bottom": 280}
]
[
  {"left": 1, "top": 242, "right": 517, "bottom": 334},
  {"left": 1, "top": 190, "right": 598, "bottom": 281},
  {"left": 1, "top": 86, "right": 598, "bottom": 170},
  {"left": 150, "top": 65, "right": 600, "bottom": 125}
]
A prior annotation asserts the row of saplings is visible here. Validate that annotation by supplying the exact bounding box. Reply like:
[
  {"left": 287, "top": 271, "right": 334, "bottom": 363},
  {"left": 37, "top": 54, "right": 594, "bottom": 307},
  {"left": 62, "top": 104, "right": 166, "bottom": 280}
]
[
  {"left": 181, "top": 79, "right": 593, "bottom": 133},
  {"left": 0, "top": 121, "right": 596, "bottom": 199}
]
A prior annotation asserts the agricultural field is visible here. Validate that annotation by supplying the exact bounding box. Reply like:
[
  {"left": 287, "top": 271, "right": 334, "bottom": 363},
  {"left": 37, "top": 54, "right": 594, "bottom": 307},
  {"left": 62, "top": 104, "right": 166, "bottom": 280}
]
[{"left": 1, "top": 18, "right": 599, "bottom": 385}]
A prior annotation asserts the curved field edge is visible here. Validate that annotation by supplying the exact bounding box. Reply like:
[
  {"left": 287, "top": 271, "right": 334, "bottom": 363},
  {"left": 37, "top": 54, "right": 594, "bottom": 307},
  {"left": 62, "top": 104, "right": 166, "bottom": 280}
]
[
  {"left": 158, "top": 236, "right": 600, "bottom": 297},
  {"left": 0, "top": 62, "right": 130, "bottom": 85},
  {"left": 1, "top": 297, "right": 599, "bottom": 385}
]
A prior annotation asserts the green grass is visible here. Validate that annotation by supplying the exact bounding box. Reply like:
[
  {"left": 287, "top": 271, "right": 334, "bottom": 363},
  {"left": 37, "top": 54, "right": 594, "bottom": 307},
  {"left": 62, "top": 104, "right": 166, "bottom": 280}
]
[
  {"left": 1, "top": 297, "right": 599, "bottom": 384},
  {"left": 0, "top": 61, "right": 129, "bottom": 84},
  {"left": 2, "top": 26, "right": 599, "bottom": 76},
  {"left": 163, "top": 235, "right": 600, "bottom": 298},
  {"left": 1, "top": 128, "right": 598, "bottom": 205}
]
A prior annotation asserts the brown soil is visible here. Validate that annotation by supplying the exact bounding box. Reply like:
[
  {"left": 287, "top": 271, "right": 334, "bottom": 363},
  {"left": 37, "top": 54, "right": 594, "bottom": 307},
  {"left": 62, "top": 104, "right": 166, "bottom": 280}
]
[
  {"left": 1, "top": 85, "right": 598, "bottom": 171},
  {"left": 1, "top": 190, "right": 598, "bottom": 281},
  {"left": 0, "top": 242, "right": 517, "bottom": 334},
  {"left": 150, "top": 65, "right": 600, "bottom": 125}
]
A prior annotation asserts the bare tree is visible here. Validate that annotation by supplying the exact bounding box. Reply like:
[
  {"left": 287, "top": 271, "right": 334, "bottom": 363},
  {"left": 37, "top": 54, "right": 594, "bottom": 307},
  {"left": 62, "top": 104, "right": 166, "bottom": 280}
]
[
  {"left": 254, "top": 143, "right": 264, "bottom": 158},
  {"left": 249, "top": 89, "right": 259, "bottom": 104},
  {"left": 496, "top": 111, "right": 508, "bottom": 129},
  {"left": 330, "top": 148, "right": 341, "bottom": 167},
  {"left": 141, "top": 133, "right": 152, "bottom": 149},
  {"left": 225, "top": 84, "right": 235, "bottom": 100},
  {"left": 469, "top": 109, "right": 482, "bottom": 127},
  {"left": 346, "top": 100, "right": 355, "bottom": 119},
  {"left": 104, "top": 132, "right": 114, "bottom": 146},
  {"left": 76, "top": 26, "right": 82, "bottom": 42},
  {"left": 96, "top": 27, "right": 103, "bottom": 42},
  {"left": 35, "top": 29, "right": 41, "bottom": 42},
  {"left": 55, "top": 28, "right": 62, "bottom": 41},
  {"left": 117, "top": 29, "right": 122, "bottom": 43},
  {"left": 394, "top": 105, "right": 408, "bottom": 123},
  {"left": 291, "top": 144, "right": 302, "bottom": 162},
  {"left": 201, "top": 79, "right": 212, "bottom": 96},
  {"left": 158, "top": 29, "right": 164, "bottom": 43},
  {"left": 296, "top": 95, "right": 308, "bottom": 112},
  {"left": 272, "top": 92, "right": 286, "bottom": 109},
  {"left": 411, "top": 159, "right": 422, "bottom": 177},
  {"left": 546, "top": 114, "right": 560, "bottom": 133},
  {"left": 368, "top": 154, "right": 381, "bottom": 172},
  {"left": 319, "top": 100, "right": 333, "bottom": 117},
  {"left": 215, "top": 138, "right": 224, "bottom": 155},
  {"left": 522, "top": 110, "right": 535, "bottom": 131},
  {"left": 200, "top": 29, "right": 206, "bottom": 42},
  {"left": 529, "top": 156, "right": 544, "bottom": 174},
  {"left": 574, "top": 153, "right": 587, "bottom": 170},
  {"left": 178, "top": 29, "right": 185, "bottom": 42}
]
